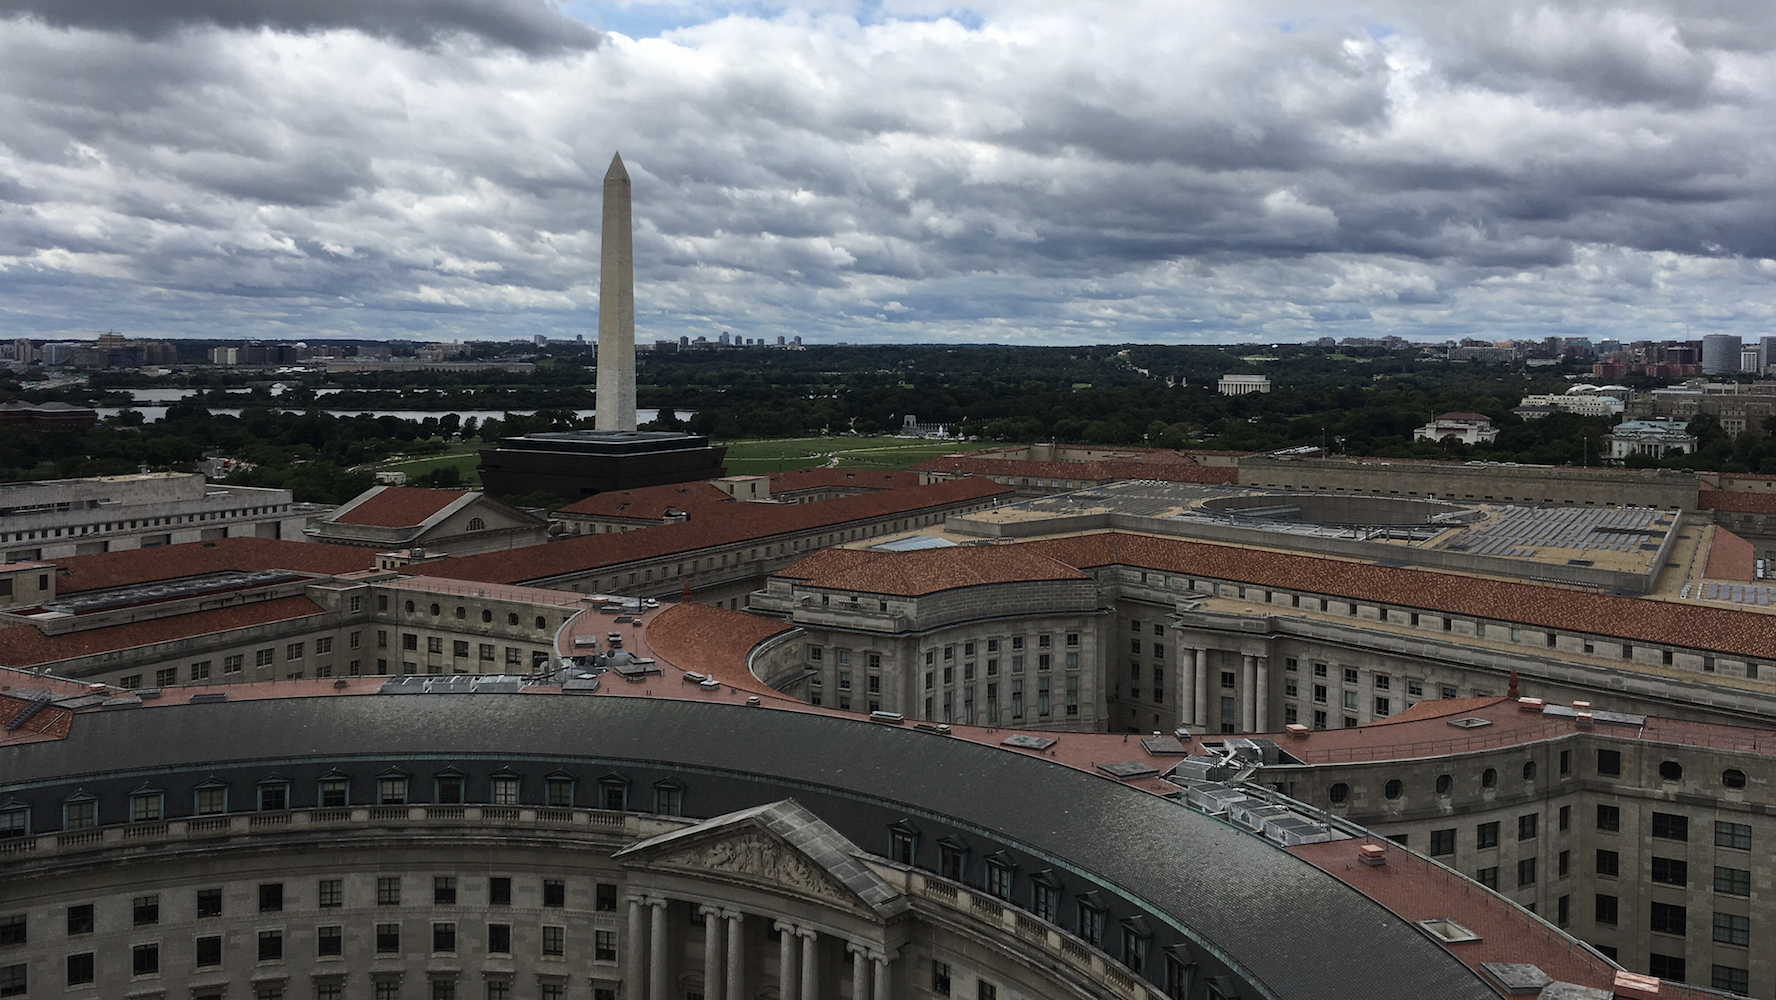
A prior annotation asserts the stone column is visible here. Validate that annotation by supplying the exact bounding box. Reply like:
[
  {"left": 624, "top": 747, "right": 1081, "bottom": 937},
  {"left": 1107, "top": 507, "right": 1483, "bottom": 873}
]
[
  {"left": 700, "top": 906, "right": 723, "bottom": 1000},
  {"left": 625, "top": 897, "right": 646, "bottom": 1000},
  {"left": 1254, "top": 655, "right": 1270, "bottom": 732},
  {"left": 798, "top": 927, "right": 820, "bottom": 1000},
  {"left": 872, "top": 953, "right": 890, "bottom": 1000},
  {"left": 774, "top": 921, "right": 799, "bottom": 1000},
  {"left": 648, "top": 899, "right": 669, "bottom": 1000},
  {"left": 848, "top": 943, "right": 869, "bottom": 1000},
  {"left": 1241, "top": 654, "right": 1257, "bottom": 732},
  {"left": 725, "top": 911, "right": 745, "bottom": 1000},
  {"left": 1193, "top": 648, "right": 1210, "bottom": 731}
]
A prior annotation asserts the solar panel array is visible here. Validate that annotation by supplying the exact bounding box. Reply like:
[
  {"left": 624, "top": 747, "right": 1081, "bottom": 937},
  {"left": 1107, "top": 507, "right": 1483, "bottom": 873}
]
[
  {"left": 1699, "top": 583, "right": 1776, "bottom": 606},
  {"left": 1440, "top": 506, "right": 1671, "bottom": 559}
]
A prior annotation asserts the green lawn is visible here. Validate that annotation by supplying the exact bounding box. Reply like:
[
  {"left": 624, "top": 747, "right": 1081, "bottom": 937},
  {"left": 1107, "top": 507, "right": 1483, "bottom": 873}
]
[
  {"left": 718, "top": 436, "right": 996, "bottom": 475},
  {"left": 370, "top": 439, "right": 486, "bottom": 487}
]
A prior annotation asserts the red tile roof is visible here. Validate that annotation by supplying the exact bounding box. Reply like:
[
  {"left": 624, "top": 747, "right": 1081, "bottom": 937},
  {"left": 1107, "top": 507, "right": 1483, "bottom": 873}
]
[
  {"left": 0, "top": 692, "right": 73, "bottom": 745},
  {"left": 642, "top": 602, "right": 796, "bottom": 684},
  {"left": 773, "top": 545, "right": 1090, "bottom": 597},
  {"left": 1292, "top": 836, "right": 1622, "bottom": 993},
  {"left": 557, "top": 482, "right": 733, "bottom": 518},
  {"left": 1699, "top": 487, "right": 1776, "bottom": 513},
  {"left": 331, "top": 487, "right": 469, "bottom": 527},
  {"left": 0, "top": 596, "right": 326, "bottom": 668},
  {"left": 52, "top": 538, "right": 373, "bottom": 594},
  {"left": 910, "top": 455, "right": 1238, "bottom": 485},
  {"left": 1017, "top": 531, "right": 1776, "bottom": 659},
  {"left": 1706, "top": 527, "right": 1755, "bottom": 582},
  {"left": 413, "top": 478, "right": 1012, "bottom": 586}
]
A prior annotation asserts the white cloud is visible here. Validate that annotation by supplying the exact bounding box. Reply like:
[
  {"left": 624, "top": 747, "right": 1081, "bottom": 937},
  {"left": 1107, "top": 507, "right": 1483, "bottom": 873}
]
[{"left": 0, "top": 0, "right": 1774, "bottom": 342}]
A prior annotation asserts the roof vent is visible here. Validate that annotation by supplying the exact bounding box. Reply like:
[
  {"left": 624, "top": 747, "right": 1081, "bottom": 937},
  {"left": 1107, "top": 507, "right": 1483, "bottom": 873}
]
[
  {"left": 1358, "top": 844, "right": 1387, "bottom": 867},
  {"left": 745, "top": 695, "right": 761, "bottom": 706},
  {"left": 1285, "top": 723, "right": 1310, "bottom": 737},
  {"left": 1613, "top": 971, "right": 1661, "bottom": 999},
  {"left": 1447, "top": 717, "right": 1493, "bottom": 729},
  {"left": 1575, "top": 712, "right": 1594, "bottom": 729},
  {"left": 1572, "top": 700, "right": 1591, "bottom": 711},
  {"left": 1414, "top": 917, "right": 1481, "bottom": 944},
  {"left": 1480, "top": 963, "right": 1551, "bottom": 995},
  {"left": 870, "top": 710, "right": 905, "bottom": 724},
  {"left": 1517, "top": 697, "right": 1544, "bottom": 712}
]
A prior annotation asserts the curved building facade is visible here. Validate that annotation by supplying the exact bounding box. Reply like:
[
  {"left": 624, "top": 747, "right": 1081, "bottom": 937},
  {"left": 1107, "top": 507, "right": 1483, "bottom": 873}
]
[{"left": 2, "top": 692, "right": 1565, "bottom": 1000}]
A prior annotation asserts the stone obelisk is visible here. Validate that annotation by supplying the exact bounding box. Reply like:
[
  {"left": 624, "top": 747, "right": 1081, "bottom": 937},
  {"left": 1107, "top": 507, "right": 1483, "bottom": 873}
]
[{"left": 595, "top": 152, "right": 637, "bottom": 432}]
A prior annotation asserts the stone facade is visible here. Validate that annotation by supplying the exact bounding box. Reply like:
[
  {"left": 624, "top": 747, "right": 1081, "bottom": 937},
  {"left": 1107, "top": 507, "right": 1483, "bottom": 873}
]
[{"left": 0, "top": 473, "right": 307, "bottom": 561}]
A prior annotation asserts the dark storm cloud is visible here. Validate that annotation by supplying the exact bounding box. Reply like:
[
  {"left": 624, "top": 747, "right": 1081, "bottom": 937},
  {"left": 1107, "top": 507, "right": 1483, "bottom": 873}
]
[
  {"left": 0, "top": 0, "right": 1774, "bottom": 344},
  {"left": 0, "top": 0, "right": 597, "bottom": 53}
]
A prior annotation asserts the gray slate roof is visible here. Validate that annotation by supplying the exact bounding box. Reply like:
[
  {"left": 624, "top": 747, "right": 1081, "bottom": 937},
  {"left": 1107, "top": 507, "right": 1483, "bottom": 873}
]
[{"left": 0, "top": 695, "right": 1499, "bottom": 1000}]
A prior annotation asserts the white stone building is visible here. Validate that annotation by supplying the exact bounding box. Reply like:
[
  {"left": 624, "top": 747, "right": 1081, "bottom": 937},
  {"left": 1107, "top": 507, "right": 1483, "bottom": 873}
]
[
  {"left": 0, "top": 473, "right": 310, "bottom": 563},
  {"left": 1216, "top": 374, "right": 1272, "bottom": 396}
]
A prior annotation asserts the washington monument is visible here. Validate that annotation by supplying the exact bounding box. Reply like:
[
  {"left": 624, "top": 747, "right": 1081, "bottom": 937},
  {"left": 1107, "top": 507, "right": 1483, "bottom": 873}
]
[{"left": 595, "top": 152, "right": 637, "bottom": 432}]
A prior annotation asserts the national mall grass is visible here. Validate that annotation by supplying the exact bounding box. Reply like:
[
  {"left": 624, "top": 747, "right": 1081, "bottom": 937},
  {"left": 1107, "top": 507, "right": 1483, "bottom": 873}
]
[{"left": 717, "top": 437, "right": 995, "bottom": 476}]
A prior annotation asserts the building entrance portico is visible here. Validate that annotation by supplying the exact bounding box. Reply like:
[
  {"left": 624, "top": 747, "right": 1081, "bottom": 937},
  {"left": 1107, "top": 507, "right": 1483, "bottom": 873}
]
[{"left": 614, "top": 800, "right": 909, "bottom": 1000}]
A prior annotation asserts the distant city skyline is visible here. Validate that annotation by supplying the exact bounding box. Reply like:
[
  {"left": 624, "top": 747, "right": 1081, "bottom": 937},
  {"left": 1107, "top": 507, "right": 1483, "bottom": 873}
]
[{"left": 1, "top": 1, "right": 1774, "bottom": 345}]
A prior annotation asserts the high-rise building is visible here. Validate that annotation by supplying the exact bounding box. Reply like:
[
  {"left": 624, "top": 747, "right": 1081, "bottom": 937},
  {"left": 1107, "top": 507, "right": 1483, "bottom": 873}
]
[{"left": 1701, "top": 333, "right": 1743, "bottom": 374}]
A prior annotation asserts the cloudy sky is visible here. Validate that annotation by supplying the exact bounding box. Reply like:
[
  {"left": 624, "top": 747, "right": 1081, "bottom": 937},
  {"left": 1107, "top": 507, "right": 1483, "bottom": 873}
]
[{"left": 1, "top": 0, "right": 1774, "bottom": 345}]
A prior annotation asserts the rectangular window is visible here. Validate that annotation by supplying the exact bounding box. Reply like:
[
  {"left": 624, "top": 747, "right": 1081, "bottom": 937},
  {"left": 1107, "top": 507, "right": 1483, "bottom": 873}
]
[
  {"left": 1715, "top": 866, "right": 1751, "bottom": 896},
  {"left": 1429, "top": 829, "right": 1455, "bottom": 856},
  {"left": 376, "top": 923, "right": 400, "bottom": 953},
  {"left": 433, "top": 922, "right": 457, "bottom": 954},
  {"left": 1651, "top": 857, "right": 1688, "bottom": 886},
  {"left": 1596, "top": 749, "right": 1621, "bottom": 776},
  {"left": 0, "top": 915, "right": 21, "bottom": 947},
  {"left": 260, "top": 883, "right": 284, "bottom": 912},
  {"left": 453, "top": 640, "right": 470, "bottom": 658},
  {"left": 256, "top": 648, "right": 275, "bottom": 667},
  {"left": 1716, "top": 820, "right": 1752, "bottom": 850},
  {"left": 0, "top": 963, "right": 23, "bottom": 998},
  {"left": 1649, "top": 902, "right": 1686, "bottom": 936},
  {"left": 1596, "top": 850, "right": 1619, "bottom": 878},
  {"left": 491, "top": 776, "right": 518, "bottom": 805},
  {"left": 195, "top": 935, "right": 222, "bottom": 966},
  {"left": 932, "top": 960, "right": 951, "bottom": 996},
  {"left": 259, "top": 929, "right": 284, "bottom": 961},
  {"left": 1714, "top": 966, "right": 1751, "bottom": 995},
  {"left": 134, "top": 894, "right": 159, "bottom": 926},
  {"left": 132, "top": 942, "right": 159, "bottom": 976},
  {"left": 1517, "top": 857, "right": 1536, "bottom": 887},
  {"left": 197, "top": 888, "right": 223, "bottom": 918},
  {"left": 131, "top": 793, "right": 162, "bottom": 822},
  {"left": 318, "top": 925, "right": 342, "bottom": 957},
  {"left": 286, "top": 642, "right": 304, "bottom": 660},
  {"left": 1647, "top": 954, "right": 1684, "bottom": 982},
  {"left": 595, "top": 928, "right": 617, "bottom": 962},
  {"left": 1476, "top": 867, "right": 1498, "bottom": 890},
  {"left": 1652, "top": 812, "right": 1689, "bottom": 841},
  {"left": 1595, "top": 894, "right": 1618, "bottom": 925},
  {"left": 377, "top": 877, "right": 401, "bottom": 905},
  {"left": 543, "top": 880, "right": 566, "bottom": 907},
  {"left": 318, "top": 879, "right": 343, "bottom": 908},
  {"left": 224, "top": 654, "right": 244, "bottom": 673},
  {"left": 66, "top": 952, "right": 94, "bottom": 986},
  {"left": 1518, "top": 814, "right": 1537, "bottom": 841},
  {"left": 1713, "top": 911, "right": 1750, "bottom": 946},
  {"left": 1596, "top": 804, "right": 1620, "bottom": 832},
  {"left": 488, "top": 923, "right": 512, "bottom": 954},
  {"left": 542, "top": 925, "right": 564, "bottom": 956},
  {"left": 1476, "top": 822, "right": 1500, "bottom": 850},
  {"left": 490, "top": 878, "right": 511, "bottom": 906},
  {"left": 435, "top": 876, "right": 457, "bottom": 905}
]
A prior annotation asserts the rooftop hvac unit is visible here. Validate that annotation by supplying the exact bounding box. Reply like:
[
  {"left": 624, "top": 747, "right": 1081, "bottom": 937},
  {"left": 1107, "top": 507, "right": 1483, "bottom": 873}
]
[
  {"left": 1227, "top": 801, "right": 1292, "bottom": 833},
  {"left": 1184, "top": 785, "right": 1248, "bottom": 815},
  {"left": 1265, "top": 816, "right": 1334, "bottom": 846},
  {"left": 1168, "top": 756, "right": 1237, "bottom": 783}
]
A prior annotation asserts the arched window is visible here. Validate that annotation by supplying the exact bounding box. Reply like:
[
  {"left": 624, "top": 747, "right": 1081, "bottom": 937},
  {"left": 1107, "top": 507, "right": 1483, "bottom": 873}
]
[{"left": 467, "top": 517, "right": 485, "bottom": 531}]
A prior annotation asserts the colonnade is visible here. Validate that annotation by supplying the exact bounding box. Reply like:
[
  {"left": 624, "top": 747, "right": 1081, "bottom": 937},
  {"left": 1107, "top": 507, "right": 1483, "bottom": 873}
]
[
  {"left": 625, "top": 895, "right": 891, "bottom": 1000},
  {"left": 1183, "top": 647, "right": 1267, "bottom": 734}
]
